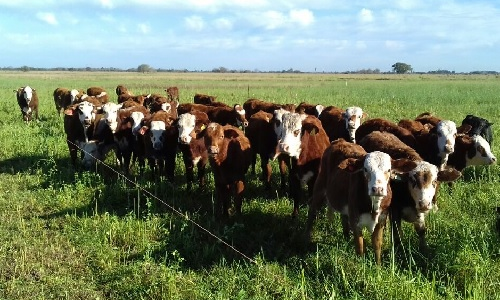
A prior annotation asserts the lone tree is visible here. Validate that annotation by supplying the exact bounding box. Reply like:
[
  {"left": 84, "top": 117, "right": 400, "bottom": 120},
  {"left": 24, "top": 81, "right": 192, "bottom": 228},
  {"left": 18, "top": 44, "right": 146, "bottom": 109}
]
[
  {"left": 392, "top": 62, "right": 413, "bottom": 74},
  {"left": 137, "top": 64, "right": 153, "bottom": 73}
]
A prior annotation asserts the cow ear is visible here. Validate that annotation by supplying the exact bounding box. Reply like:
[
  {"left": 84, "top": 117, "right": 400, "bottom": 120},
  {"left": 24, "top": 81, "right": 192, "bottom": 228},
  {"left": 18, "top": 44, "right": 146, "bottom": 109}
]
[
  {"left": 64, "top": 108, "right": 74, "bottom": 116},
  {"left": 224, "top": 128, "right": 240, "bottom": 139},
  {"left": 437, "top": 168, "right": 461, "bottom": 182},
  {"left": 362, "top": 112, "right": 368, "bottom": 119},
  {"left": 338, "top": 157, "right": 364, "bottom": 173},
  {"left": 457, "top": 124, "right": 471, "bottom": 134},
  {"left": 391, "top": 158, "right": 418, "bottom": 174}
]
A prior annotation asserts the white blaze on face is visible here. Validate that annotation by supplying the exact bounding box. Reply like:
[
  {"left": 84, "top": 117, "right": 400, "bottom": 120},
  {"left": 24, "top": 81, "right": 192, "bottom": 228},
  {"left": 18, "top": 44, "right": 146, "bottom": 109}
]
[
  {"left": 23, "top": 86, "right": 33, "bottom": 103},
  {"left": 276, "top": 112, "right": 306, "bottom": 159},
  {"left": 150, "top": 120, "right": 166, "bottom": 150},
  {"left": 177, "top": 113, "right": 196, "bottom": 144},
  {"left": 102, "top": 103, "right": 121, "bottom": 133},
  {"left": 130, "top": 111, "right": 145, "bottom": 136},
  {"left": 343, "top": 106, "right": 364, "bottom": 142},
  {"left": 363, "top": 151, "right": 392, "bottom": 213},
  {"left": 97, "top": 92, "right": 107, "bottom": 98},
  {"left": 70, "top": 89, "right": 79, "bottom": 103},
  {"left": 466, "top": 135, "right": 497, "bottom": 166},
  {"left": 407, "top": 161, "right": 439, "bottom": 213},
  {"left": 77, "top": 101, "right": 95, "bottom": 127},
  {"left": 436, "top": 120, "right": 457, "bottom": 168}
]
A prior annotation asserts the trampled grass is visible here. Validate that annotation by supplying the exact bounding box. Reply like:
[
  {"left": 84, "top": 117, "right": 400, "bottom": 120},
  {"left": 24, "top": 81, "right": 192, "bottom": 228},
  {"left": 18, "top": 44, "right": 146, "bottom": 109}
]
[{"left": 0, "top": 71, "right": 499, "bottom": 299}]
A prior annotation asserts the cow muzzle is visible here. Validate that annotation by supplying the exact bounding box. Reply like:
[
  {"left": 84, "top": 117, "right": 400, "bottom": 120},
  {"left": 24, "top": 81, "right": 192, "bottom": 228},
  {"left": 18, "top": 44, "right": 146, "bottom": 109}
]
[{"left": 208, "top": 146, "right": 219, "bottom": 155}]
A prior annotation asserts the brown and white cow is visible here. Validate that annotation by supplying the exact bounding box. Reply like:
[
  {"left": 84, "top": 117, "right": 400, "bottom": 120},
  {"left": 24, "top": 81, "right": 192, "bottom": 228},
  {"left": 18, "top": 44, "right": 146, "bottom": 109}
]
[
  {"left": 138, "top": 111, "right": 178, "bottom": 181},
  {"left": 307, "top": 138, "right": 417, "bottom": 264},
  {"left": 274, "top": 112, "right": 330, "bottom": 216},
  {"left": 447, "top": 134, "right": 496, "bottom": 171},
  {"left": 242, "top": 98, "right": 296, "bottom": 122},
  {"left": 14, "top": 86, "right": 39, "bottom": 122},
  {"left": 358, "top": 131, "right": 462, "bottom": 250},
  {"left": 86, "top": 86, "right": 109, "bottom": 104},
  {"left": 177, "top": 111, "right": 210, "bottom": 190},
  {"left": 63, "top": 100, "right": 98, "bottom": 166},
  {"left": 204, "top": 123, "right": 252, "bottom": 218},
  {"left": 115, "top": 85, "right": 133, "bottom": 97},
  {"left": 295, "top": 101, "right": 324, "bottom": 117},
  {"left": 53, "top": 88, "right": 85, "bottom": 115}
]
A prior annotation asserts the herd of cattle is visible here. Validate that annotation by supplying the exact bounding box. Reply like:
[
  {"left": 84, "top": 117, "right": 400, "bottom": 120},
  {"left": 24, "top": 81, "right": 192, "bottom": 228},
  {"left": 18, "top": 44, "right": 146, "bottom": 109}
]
[{"left": 13, "top": 84, "right": 497, "bottom": 264}]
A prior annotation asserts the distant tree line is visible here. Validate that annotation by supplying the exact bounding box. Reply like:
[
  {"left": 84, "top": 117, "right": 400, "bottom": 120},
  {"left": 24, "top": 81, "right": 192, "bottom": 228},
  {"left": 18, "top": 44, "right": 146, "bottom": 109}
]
[{"left": 1, "top": 64, "right": 498, "bottom": 75}]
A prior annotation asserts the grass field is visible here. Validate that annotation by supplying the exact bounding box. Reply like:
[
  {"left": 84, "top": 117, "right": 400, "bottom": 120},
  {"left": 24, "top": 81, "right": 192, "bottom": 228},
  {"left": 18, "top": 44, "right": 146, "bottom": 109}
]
[{"left": 0, "top": 71, "right": 499, "bottom": 299}]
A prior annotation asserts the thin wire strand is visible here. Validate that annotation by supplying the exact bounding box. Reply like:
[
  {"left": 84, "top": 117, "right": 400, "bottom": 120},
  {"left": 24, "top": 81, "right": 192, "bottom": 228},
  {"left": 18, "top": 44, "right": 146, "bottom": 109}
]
[{"left": 69, "top": 139, "right": 258, "bottom": 265}]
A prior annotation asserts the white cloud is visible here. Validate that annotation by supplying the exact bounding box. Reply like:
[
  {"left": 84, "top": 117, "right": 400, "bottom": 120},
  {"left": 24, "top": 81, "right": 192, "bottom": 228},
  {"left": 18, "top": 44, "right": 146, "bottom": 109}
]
[
  {"left": 385, "top": 40, "right": 404, "bottom": 50},
  {"left": 289, "top": 9, "right": 314, "bottom": 27},
  {"left": 260, "top": 11, "right": 287, "bottom": 29},
  {"left": 99, "top": 0, "right": 114, "bottom": 9},
  {"left": 184, "top": 15, "right": 205, "bottom": 31},
  {"left": 36, "top": 12, "right": 58, "bottom": 25},
  {"left": 355, "top": 41, "right": 367, "bottom": 49},
  {"left": 138, "top": 23, "right": 150, "bottom": 34},
  {"left": 359, "top": 8, "right": 373, "bottom": 23},
  {"left": 214, "top": 18, "right": 233, "bottom": 30}
]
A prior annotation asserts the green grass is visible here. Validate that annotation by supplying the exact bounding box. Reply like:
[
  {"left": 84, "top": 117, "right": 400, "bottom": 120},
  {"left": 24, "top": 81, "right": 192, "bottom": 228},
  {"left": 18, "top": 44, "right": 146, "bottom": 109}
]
[{"left": 1, "top": 71, "right": 500, "bottom": 299}]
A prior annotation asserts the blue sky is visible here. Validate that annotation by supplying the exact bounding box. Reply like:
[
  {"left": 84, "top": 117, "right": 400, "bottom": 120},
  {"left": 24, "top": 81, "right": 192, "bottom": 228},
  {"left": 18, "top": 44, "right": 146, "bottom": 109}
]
[{"left": 0, "top": 0, "right": 499, "bottom": 72}]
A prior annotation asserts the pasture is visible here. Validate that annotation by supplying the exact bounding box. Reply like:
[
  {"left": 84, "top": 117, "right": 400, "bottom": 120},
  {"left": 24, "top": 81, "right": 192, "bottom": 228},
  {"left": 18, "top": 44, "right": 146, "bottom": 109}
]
[{"left": 0, "top": 71, "right": 499, "bottom": 299}]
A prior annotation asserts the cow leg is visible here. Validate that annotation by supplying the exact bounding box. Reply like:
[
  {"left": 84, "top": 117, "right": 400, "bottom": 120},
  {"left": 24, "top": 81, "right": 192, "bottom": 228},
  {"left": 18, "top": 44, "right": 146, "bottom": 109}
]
[
  {"left": 165, "top": 150, "right": 176, "bottom": 183},
  {"left": 183, "top": 156, "right": 195, "bottom": 190},
  {"left": 341, "top": 215, "right": 350, "bottom": 238},
  {"left": 261, "top": 157, "right": 272, "bottom": 191},
  {"left": 305, "top": 184, "right": 327, "bottom": 240},
  {"left": 122, "top": 149, "right": 132, "bottom": 175},
  {"left": 390, "top": 208, "right": 403, "bottom": 248},
  {"left": 372, "top": 222, "right": 385, "bottom": 265},
  {"left": 67, "top": 141, "right": 78, "bottom": 166},
  {"left": 196, "top": 159, "right": 207, "bottom": 189},
  {"left": 233, "top": 180, "right": 245, "bottom": 216},
  {"left": 414, "top": 213, "right": 428, "bottom": 251},
  {"left": 250, "top": 150, "right": 257, "bottom": 175},
  {"left": 289, "top": 160, "right": 301, "bottom": 217},
  {"left": 279, "top": 154, "right": 289, "bottom": 191},
  {"left": 353, "top": 227, "right": 364, "bottom": 258}
]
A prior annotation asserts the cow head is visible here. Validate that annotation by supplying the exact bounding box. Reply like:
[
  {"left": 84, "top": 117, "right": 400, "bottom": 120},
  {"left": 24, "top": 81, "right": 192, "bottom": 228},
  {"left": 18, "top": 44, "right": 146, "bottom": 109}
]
[
  {"left": 465, "top": 135, "right": 497, "bottom": 166},
  {"left": 340, "top": 151, "right": 417, "bottom": 213},
  {"left": 73, "top": 101, "right": 96, "bottom": 129},
  {"left": 406, "top": 161, "right": 461, "bottom": 213},
  {"left": 234, "top": 104, "right": 248, "bottom": 127},
  {"left": 204, "top": 123, "right": 224, "bottom": 155},
  {"left": 101, "top": 102, "right": 122, "bottom": 133},
  {"left": 78, "top": 140, "right": 114, "bottom": 170},
  {"left": 147, "top": 120, "right": 167, "bottom": 151},
  {"left": 343, "top": 106, "right": 366, "bottom": 142},
  {"left": 178, "top": 113, "right": 197, "bottom": 144},
  {"left": 275, "top": 112, "right": 308, "bottom": 159},
  {"left": 435, "top": 120, "right": 457, "bottom": 169},
  {"left": 20, "top": 86, "right": 34, "bottom": 104},
  {"left": 70, "top": 89, "right": 81, "bottom": 104}
]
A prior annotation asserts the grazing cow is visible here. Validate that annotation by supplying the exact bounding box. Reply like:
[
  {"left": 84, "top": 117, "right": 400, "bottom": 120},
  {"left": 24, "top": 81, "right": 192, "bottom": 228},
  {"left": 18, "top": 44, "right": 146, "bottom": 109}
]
[
  {"left": 355, "top": 118, "right": 418, "bottom": 149},
  {"left": 63, "top": 101, "right": 97, "bottom": 166},
  {"left": 242, "top": 98, "right": 296, "bottom": 122},
  {"left": 86, "top": 86, "right": 109, "bottom": 104},
  {"left": 358, "top": 131, "right": 462, "bottom": 249},
  {"left": 306, "top": 138, "right": 417, "bottom": 264},
  {"left": 177, "top": 111, "right": 210, "bottom": 190},
  {"left": 274, "top": 112, "right": 330, "bottom": 216},
  {"left": 115, "top": 85, "right": 132, "bottom": 97},
  {"left": 165, "top": 86, "right": 179, "bottom": 102},
  {"left": 295, "top": 102, "right": 325, "bottom": 117},
  {"left": 447, "top": 134, "right": 497, "bottom": 171},
  {"left": 245, "top": 110, "right": 277, "bottom": 191},
  {"left": 138, "top": 111, "right": 178, "bottom": 181},
  {"left": 194, "top": 93, "right": 217, "bottom": 104},
  {"left": 53, "top": 88, "right": 85, "bottom": 115},
  {"left": 204, "top": 123, "right": 252, "bottom": 218},
  {"left": 461, "top": 114, "right": 494, "bottom": 145},
  {"left": 14, "top": 86, "right": 39, "bottom": 122}
]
